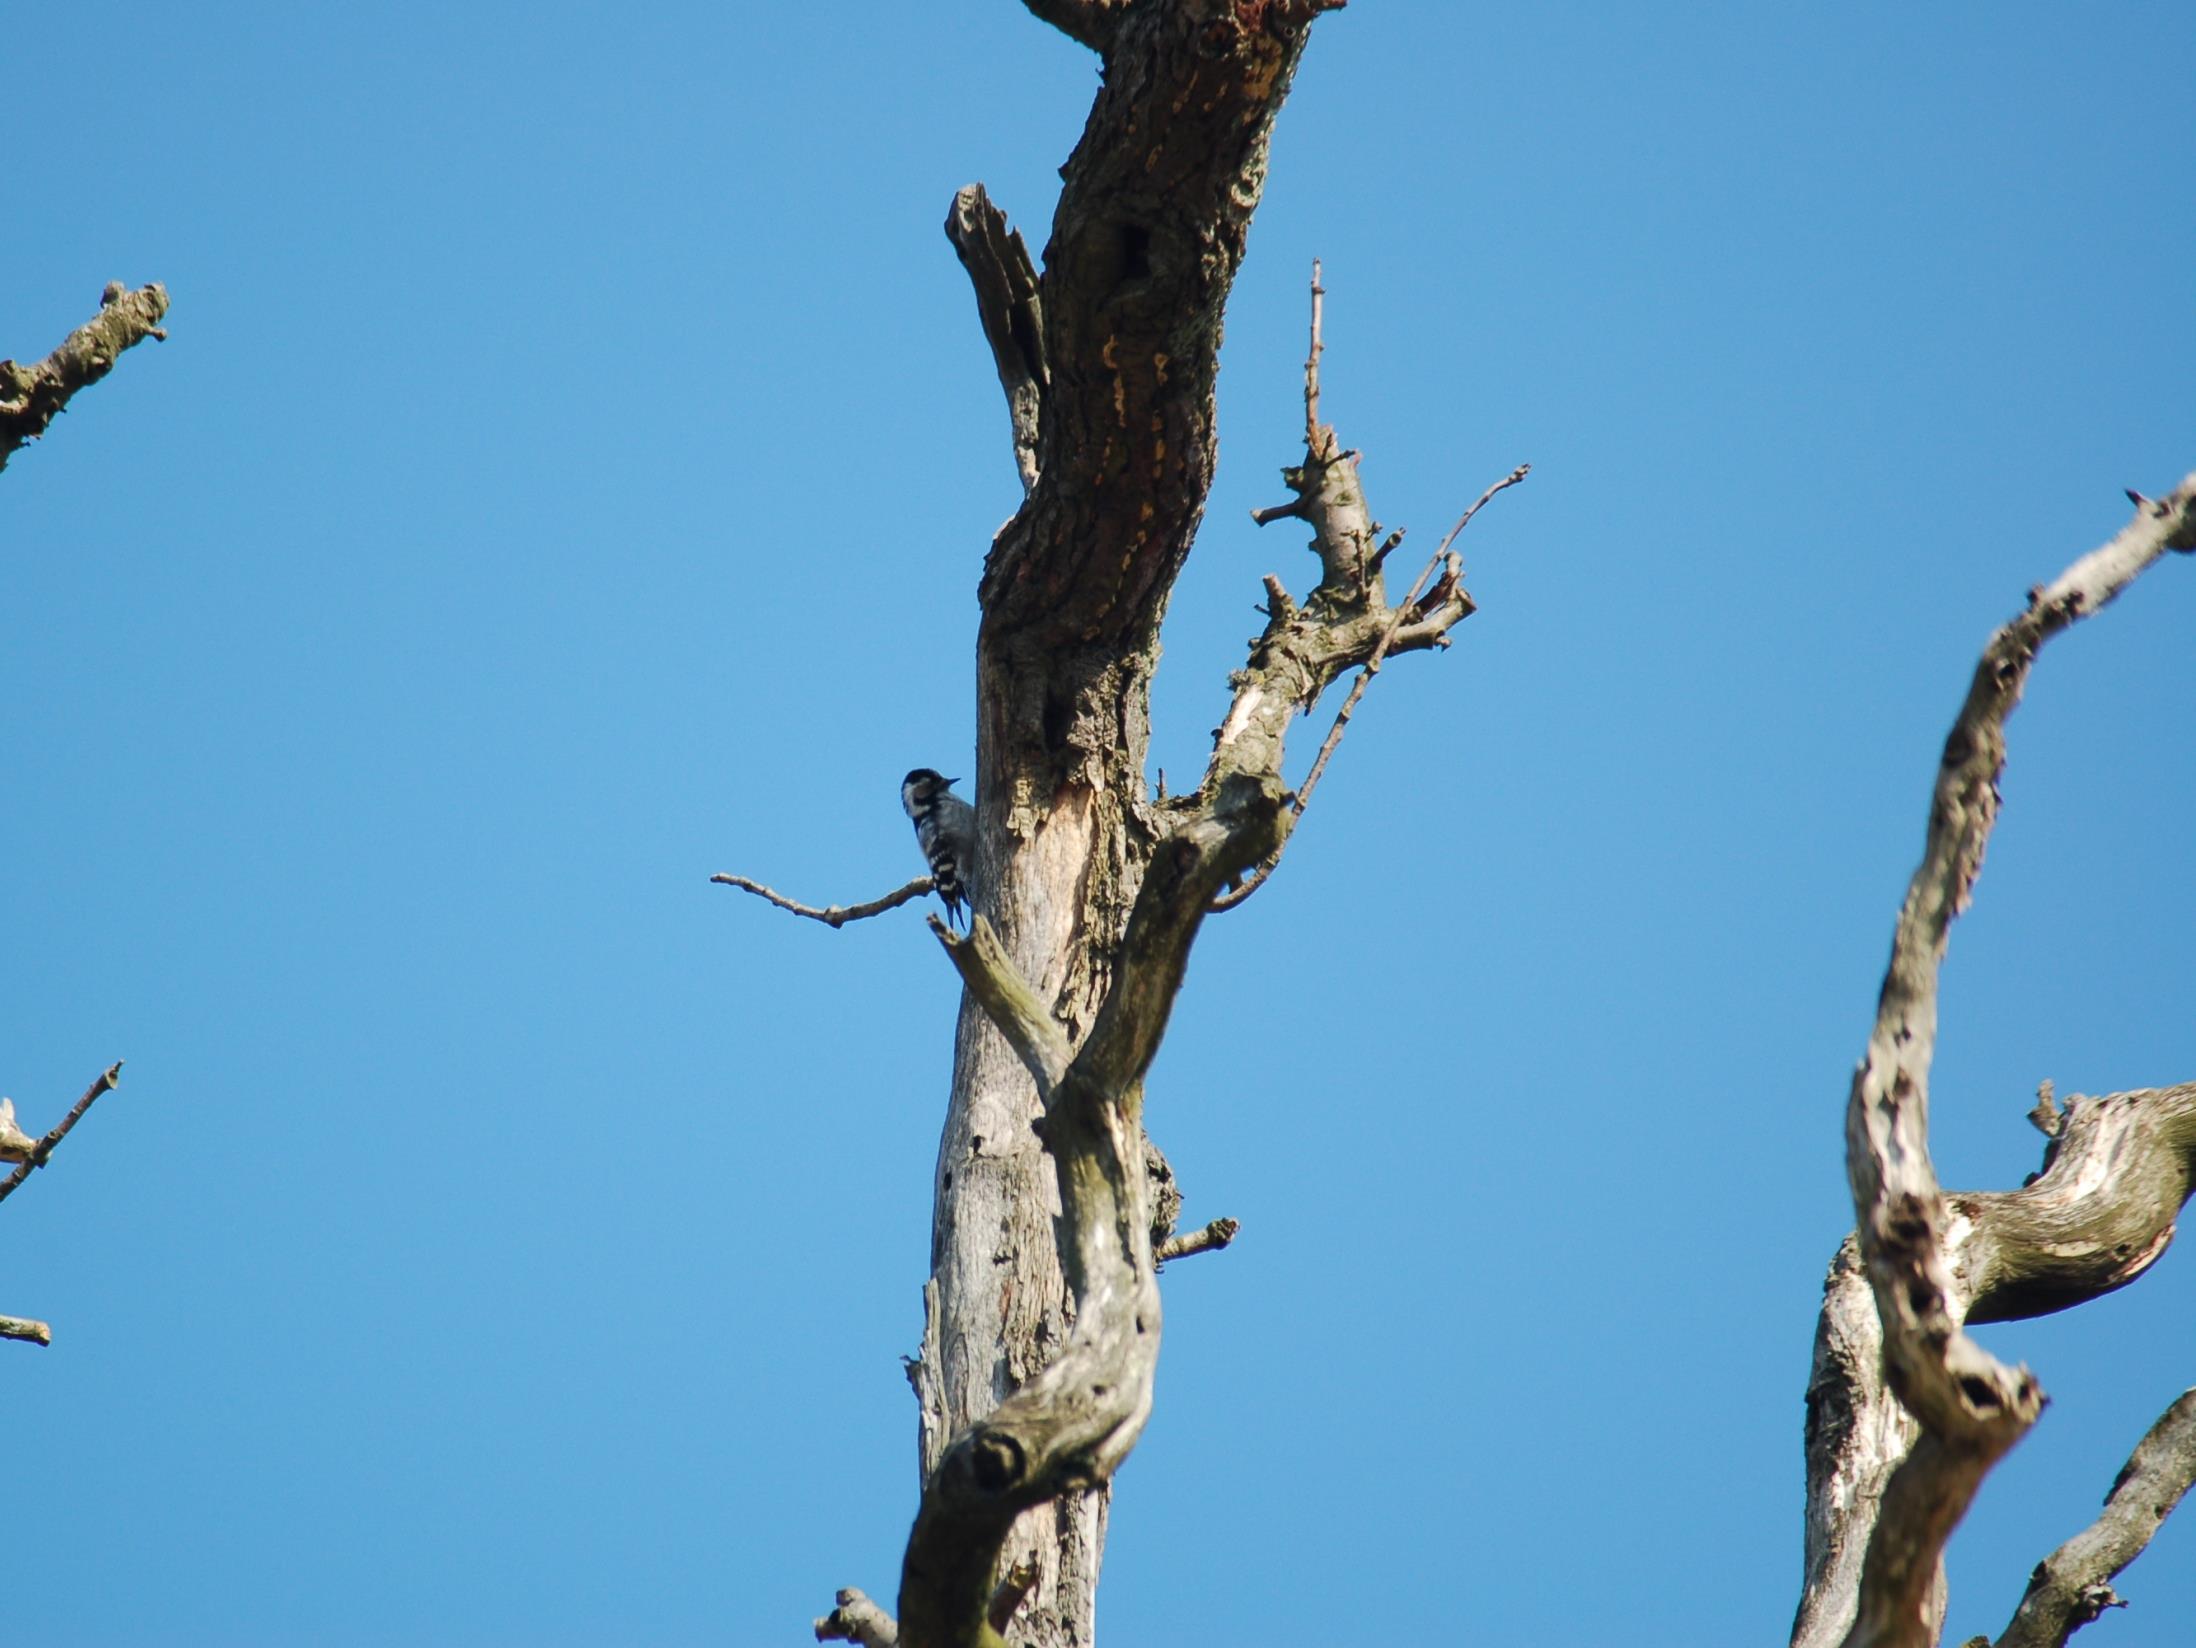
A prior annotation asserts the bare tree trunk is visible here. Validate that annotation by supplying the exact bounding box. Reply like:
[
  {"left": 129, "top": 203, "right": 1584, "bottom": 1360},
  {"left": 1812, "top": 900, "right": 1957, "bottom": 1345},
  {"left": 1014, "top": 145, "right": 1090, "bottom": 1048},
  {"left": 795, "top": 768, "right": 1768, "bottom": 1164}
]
[{"left": 905, "top": 7, "right": 1336, "bottom": 1641}]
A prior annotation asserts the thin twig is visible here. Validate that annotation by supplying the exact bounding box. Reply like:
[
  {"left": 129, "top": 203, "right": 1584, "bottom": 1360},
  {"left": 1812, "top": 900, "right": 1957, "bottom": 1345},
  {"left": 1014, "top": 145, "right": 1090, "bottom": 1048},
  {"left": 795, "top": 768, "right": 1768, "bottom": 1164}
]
[
  {"left": 0, "top": 1315, "right": 53, "bottom": 1347},
  {"left": 0, "top": 1063, "right": 123, "bottom": 1209},
  {"left": 1433, "top": 462, "right": 1533, "bottom": 561},
  {"left": 1213, "top": 463, "right": 1530, "bottom": 912},
  {"left": 1156, "top": 1216, "right": 1241, "bottom": 1264},
  {"left": 1304, "top": 257, "right": 1325, "bottom": 445},
  {"left": 711, "top": 873, "right": 932, "bottom": 928}
]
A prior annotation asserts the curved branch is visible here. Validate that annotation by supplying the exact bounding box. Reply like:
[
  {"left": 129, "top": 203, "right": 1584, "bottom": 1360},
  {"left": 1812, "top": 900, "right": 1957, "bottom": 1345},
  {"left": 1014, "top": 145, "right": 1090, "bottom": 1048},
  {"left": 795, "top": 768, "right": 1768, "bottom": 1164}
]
[
  {"left": 931, "top": 914, "right": 1073, "bottom": 1099},
  {"left": 1958, "top": 1083, "right": 2196, "bottom": 1323},
  {"left": 0, "top": 284, "right": 169, "bottom": 472},
  {"left": 945, "top": 185, "right": 1047, "bottom": 493},
  {"left": 1830, "top": 476, "right": 2196, "bottom": 1648},
  {"left": 1796, "top": 1080, "right": 2196, "bottom": 1648},
  {"left": 710, "top": 872, "right": 933, "bottom": 928}
]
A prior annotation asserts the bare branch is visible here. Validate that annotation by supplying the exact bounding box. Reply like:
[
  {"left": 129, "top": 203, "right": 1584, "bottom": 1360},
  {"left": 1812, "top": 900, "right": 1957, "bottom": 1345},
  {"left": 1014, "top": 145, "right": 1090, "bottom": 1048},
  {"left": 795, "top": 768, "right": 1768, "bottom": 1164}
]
[
  {"left": 0, "top": 284, "right": 169, "bottom": 472},
  {"left": 814, "top": 1587, "right": 900, "bottom": 1647},
  {"left": 1987, "top": 1390, "right": 2196, "bottom": 1648},
  {"left": 0, "top": 1064, "right": 124, "bottom": 1208},
  {"left": 710, "top": 872, "right": 933, "bottom": 929},
  {"left": 1214, "top": 462, "right": 1527, "bottom": 912},
  {"left": 1958, "top": 1083, "right": 2196, "bottom": 1325},
  {"left": 0, "top": 1315, "right": 54, "bottom": 1347},
  {"left": 1796, "top": 1080, "right": 2196, "bottom": 1648},
  {"left": 930, "top": 915, "right": 1072, "bottom": 1099},
  {"left": 1837, "top": 476, "right": 2196, "bottom": 1648},
  {"left": 1156, "top": 1216, "right": 1240, "bottom": 1264},
  {"left": 944, "top": 184, "right": 1047, "bottom": 494}
]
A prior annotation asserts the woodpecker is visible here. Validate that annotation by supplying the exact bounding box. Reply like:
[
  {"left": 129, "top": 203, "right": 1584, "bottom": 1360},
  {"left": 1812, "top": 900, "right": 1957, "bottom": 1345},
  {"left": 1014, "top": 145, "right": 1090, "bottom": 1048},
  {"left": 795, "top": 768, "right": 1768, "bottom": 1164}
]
[{"left": 901, "top": 769, "right": 976, "bottom": 928}]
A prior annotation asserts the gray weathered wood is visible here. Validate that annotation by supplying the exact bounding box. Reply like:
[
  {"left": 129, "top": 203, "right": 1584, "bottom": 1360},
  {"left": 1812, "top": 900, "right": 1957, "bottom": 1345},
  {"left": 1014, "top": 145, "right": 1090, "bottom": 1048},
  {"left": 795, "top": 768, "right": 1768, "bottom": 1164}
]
[{"left": 1797, "top": 477, "right": 2196, "bottom": 1648}]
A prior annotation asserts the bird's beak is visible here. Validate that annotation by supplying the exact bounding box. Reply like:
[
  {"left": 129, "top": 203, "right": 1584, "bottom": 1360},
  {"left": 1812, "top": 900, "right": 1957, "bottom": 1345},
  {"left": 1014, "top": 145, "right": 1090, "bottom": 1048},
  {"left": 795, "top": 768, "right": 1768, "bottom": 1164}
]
[{"left": 947, "top": 777, "right": 962, "bottom": 787}]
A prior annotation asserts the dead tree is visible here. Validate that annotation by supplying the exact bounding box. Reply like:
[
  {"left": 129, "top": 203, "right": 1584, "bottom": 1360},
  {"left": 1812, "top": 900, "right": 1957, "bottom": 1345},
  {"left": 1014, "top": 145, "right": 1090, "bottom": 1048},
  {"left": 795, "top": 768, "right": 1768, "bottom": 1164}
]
[
  {"left": 1, "top": 281, "right": 165, "bottom": 1343},
  {"left": 716, "top": 4, "right": 1521, "bottom": 1643},
  {"left": 1792, "top": 479, "right": 2196, "bottom": 1648}
]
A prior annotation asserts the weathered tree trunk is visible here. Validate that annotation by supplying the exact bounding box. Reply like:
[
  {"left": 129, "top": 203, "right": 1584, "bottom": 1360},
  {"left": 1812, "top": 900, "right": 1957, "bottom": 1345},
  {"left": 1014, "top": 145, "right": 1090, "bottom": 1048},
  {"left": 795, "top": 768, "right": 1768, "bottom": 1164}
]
[{"left": 906, "top": 7, "right": 1336, "bottom": 1641}]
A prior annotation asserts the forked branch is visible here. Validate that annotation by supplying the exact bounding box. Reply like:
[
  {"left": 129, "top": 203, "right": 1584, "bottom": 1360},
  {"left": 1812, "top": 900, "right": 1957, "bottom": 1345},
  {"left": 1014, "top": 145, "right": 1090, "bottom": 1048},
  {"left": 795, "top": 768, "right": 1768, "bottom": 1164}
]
[
  {"left": 1824, "top": 474, "right": 2196, "bottom": 1648},
  {"left": 1214, "top": 269, "right": 1523, "bottom": 912}
]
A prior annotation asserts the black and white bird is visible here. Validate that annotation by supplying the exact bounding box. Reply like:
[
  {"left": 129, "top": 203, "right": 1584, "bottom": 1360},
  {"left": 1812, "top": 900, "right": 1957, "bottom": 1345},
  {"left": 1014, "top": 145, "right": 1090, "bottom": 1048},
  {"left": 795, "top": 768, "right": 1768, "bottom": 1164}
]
[{"left": 901, "top": 769, "right": 976, "bottom": 928}]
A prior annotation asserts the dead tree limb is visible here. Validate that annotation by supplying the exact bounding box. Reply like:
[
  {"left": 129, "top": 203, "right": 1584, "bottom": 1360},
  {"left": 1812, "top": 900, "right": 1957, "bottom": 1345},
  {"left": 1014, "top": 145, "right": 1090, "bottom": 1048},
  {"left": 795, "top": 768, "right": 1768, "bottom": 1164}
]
[
  {"left": 711, "top": 873, "right": 934, "bottom": 929},
  {"left": 0, "top": 1064, "right": 125, "bottom": 1208},
  {"left": 781, "top": 5, "right": 1500, "bottom": 1640},
  {"left": 1981, "top": 1388, "right": 2196, "bottom": 1648},
  {"left": 0, "top": 284, "right": 169, "bottom": 472},
  {"left": 1794, "top": 476, "right": 2196, "bottom": 1648}
]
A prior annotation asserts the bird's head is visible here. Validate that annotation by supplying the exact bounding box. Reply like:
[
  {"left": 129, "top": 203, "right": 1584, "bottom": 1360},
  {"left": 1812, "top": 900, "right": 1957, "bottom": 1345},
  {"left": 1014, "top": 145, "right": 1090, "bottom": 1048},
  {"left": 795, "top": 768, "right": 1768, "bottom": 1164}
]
[{"left": 901, "top": 768, "right": 961, "bottom": 814}]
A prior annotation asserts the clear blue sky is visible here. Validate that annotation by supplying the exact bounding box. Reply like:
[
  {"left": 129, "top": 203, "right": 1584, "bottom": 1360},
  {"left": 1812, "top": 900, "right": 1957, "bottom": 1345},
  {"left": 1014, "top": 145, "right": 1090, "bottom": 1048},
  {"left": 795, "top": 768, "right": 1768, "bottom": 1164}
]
[{"left": 6, "top": 4, "right": 2192, "bottom": 1644}]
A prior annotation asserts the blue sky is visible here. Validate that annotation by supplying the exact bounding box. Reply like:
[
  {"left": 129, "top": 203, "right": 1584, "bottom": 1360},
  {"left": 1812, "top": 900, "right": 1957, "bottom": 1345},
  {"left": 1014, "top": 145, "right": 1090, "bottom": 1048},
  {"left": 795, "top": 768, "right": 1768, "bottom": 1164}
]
[{"left": 5, "top": 4, "right": 2192, "bottom": 1644}]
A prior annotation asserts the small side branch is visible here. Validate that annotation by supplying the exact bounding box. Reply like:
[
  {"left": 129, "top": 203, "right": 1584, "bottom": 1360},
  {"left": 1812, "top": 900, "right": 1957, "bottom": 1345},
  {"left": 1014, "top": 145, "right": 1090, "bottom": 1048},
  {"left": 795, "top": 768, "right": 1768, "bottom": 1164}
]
[
  {"left": 931, "top": 915, "right": 1073, "bottom": 1099},
  {"left": 0, "top": 1315, "right": 54, "bottom": 1347},
  {"left": 1987, "top": 1389, "right": 2196, "bottom": 1648},
  {"left": 711, "top": 873, "right": 932, "bottom": 929},
  {"left": 0, "top": 283, "right": 170, "bottom": 472},
  {"left": 1156, "top": 1216, "right": 1240, "bottom": 1264},
  {"left": 814, "top": 1587, "right": 900, "bottom": 1647},
  {"left": 945, "top": 184, "right": 1048, "bottom": 494},
  {"left": 0, "top": 1064, "right": 124, "bottom": 1208}
]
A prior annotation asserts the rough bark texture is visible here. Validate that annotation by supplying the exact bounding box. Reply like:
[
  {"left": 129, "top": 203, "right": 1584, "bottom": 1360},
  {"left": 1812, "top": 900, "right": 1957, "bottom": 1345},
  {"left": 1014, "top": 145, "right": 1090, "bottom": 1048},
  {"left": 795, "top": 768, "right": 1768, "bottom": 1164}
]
[
  {"left": 0, "top": 283, "right": 168, "bottom": 472},
  {"left": 911, "top": 7, "right": 1343, "bottom": 1642},
  {"left": 1796, "top": 1081, "right": 2196, "bottom": 1648},
  {"left": 1793, "top": 478, "right": 2196, "bottom": 1648}
]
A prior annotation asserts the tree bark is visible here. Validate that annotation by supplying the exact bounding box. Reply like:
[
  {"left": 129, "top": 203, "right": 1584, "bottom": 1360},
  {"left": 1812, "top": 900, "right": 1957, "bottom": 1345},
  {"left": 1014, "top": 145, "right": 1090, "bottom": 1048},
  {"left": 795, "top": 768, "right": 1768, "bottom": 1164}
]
[
  {"left": 1794, "top": 478, "right": 2196, "bottom": 1648},
  {"left": 913, "top": 7, "right": 1340, "bottom": 1642},
  {"left": 0, "top": 283, "right": 168, "bottom": 472}
]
